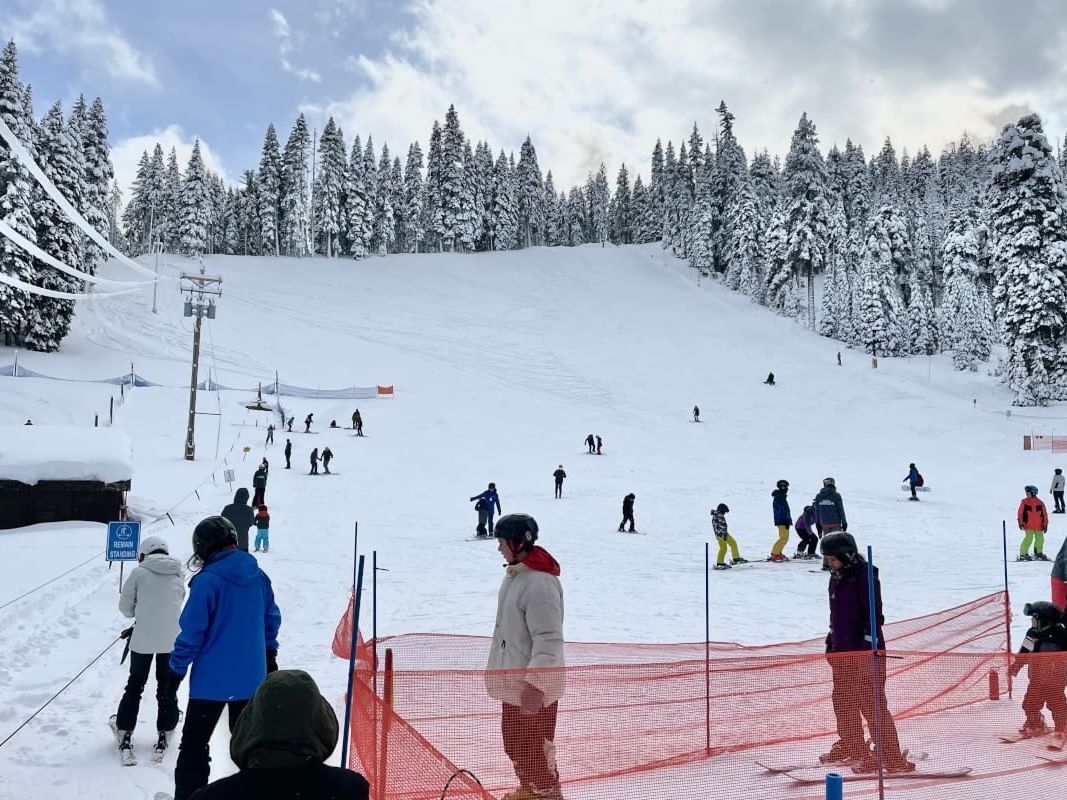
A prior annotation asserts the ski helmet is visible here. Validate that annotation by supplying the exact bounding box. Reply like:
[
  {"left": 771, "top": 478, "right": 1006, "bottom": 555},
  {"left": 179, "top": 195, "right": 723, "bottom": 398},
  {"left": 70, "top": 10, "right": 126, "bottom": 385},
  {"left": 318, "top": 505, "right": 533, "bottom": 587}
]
[
  {"left": 776, "top": 479, "right": 789, "bottom": 491},
  {"left": 820, "top": 532, "right": 858, "bottom": 561},
  {"left": 1024, "top": 601, "right": 1062, "bottom": 624},
  {"left": 823, "top": 477, "right": 836, "bottom": 488},
  {"left": 494, "top": 513, "right": 539, "bottom": 551},
  {"left": 715, "top": 503, "right": 729, "bottom": 514},
  {"left": 488, "top": 482, "right": 497, "bottom": 491},
  {"left": 192, "top": 516, "right": 238, "bottom": 561},
  {"left": 1025, "top": 485, "right": 1039, "bottom": 496},
  {"left": 137, "top": 535, "right": 169, "bottom": 559}
]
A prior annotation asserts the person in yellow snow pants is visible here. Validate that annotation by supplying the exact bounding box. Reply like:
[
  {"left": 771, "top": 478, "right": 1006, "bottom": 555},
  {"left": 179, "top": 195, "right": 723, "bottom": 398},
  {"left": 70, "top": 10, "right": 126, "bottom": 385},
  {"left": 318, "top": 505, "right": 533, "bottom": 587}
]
[{"left": 711, "top": 503, "right": 746, "bottom": 569}]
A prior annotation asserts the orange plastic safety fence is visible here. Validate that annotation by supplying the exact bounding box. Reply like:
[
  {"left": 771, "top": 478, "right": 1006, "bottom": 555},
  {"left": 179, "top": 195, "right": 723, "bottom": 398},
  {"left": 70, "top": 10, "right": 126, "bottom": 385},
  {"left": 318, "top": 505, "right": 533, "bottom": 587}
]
[{"left": 333, "top": 592, "right": 1067, "bottom": 799}]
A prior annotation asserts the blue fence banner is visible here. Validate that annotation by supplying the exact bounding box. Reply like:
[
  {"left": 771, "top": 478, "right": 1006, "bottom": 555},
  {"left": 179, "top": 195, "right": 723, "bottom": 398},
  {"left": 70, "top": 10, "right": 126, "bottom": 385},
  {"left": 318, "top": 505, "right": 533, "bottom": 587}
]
[{"left": 106, "top": 520, "right": 141, "bottom": 562}]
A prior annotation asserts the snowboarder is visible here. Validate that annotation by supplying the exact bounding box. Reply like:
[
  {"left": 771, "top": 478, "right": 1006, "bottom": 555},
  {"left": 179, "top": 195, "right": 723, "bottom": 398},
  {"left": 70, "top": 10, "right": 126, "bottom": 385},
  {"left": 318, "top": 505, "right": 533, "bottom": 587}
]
[
  {"left": 254, "top": 505, "right": 270, "bottom": 553},
  {"left": 819, "top": 532, "right": 914, "bottom": 773},
  {"left": 309, "top": 448, "right": 320, "bottom": 475},
  {"left": 283, "top": 439, "right": 292, "bottom": 469},
  {"left": 321, "top": 446, "right": 334, "bottom": 474},
  {"left": 166, "top": 516, "right": 281, "bottom": 800},
  {"left": 553, "top": 465, "right": 566, "bottom": 499},
  {"left": 1052, "top": 469, "right": 1065, "bottom": 514},
  {"left": 353, "top": 409, "right": 363, "bottom": 436},
  {"left": 595, "top": 435, "right": 603, "bottom": 455},
  {"left": 764, "top": 372, "right": 775, "bottom": 386},
  {"left": 486, "top": 514, "right": 564, "bottom": 800},
  {"left": 221, "top": 488, "right": 255, "bottom": 552},
  {"left": 1009, "top": 601, "right": 1067, "bottom": 741},
  {"left": 711, "top": 503, "right": 746, "bottom": 569},
  {"left": 1018, "top": 485, "right": 1050, "bottom": 561},
  {"left": 303, "top": 413, "right": 313, "bottom": 433},
  {"left": 585, "top": 433, "right": 595, "bottom": 454},
  {"left": 903, "top": 463, "right": 922, "bottom": 501},
  {"left": 794, "top": 505, "right": 821, "bottom": 559},
  {"left": 111, "top": 536, "right": 184, "bottom": 765},
  {"left": 251, "top": 465, "right": 267, "bottom": 508},
  {"left": 474, "top": 498, "right": 489, "bottom": 537},
  {"left": 693, "top": 405, "right": 700, "bottom": 422},
  {"left": 769, "top": 479, "right": 792, "bottom": 561},
  {"left": 265, "top": 424, "right": 274, "bottom": 445},
  {"left": 188, "top": 670, "right": 369, "bottom": 800},
  {"left": 470, "top": 482, "right": 501, "bottom": 534},
  {"left": 285, "top": 416, "right": 294, "bottom": 433},
  {"left": 618, "top": 493, "right": 636, "bottom": 532}
]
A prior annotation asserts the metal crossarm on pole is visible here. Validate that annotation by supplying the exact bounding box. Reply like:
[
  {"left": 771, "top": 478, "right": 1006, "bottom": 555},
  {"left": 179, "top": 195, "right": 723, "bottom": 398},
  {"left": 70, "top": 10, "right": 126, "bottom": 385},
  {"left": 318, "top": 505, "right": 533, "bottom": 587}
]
[{"left": 181, "top": 264, "right": 223, "bottom": 460}]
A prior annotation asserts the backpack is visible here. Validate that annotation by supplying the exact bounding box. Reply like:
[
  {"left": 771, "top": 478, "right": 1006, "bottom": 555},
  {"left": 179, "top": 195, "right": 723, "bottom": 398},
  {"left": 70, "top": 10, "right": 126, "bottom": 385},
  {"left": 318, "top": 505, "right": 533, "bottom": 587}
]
[{"left": 916, "top": 473, "right": 924, "bottom": 487}]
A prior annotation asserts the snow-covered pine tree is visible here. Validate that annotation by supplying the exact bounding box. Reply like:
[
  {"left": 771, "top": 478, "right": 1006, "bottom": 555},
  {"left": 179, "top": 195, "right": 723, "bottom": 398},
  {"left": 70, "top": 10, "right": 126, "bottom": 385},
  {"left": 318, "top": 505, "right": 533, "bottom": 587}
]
[
  {"left": 491, "top": 148, "right": 517, "bottom": 251},
  {"left": 853, "top": 204, "right": 909, "bottom": 356},
  {"left": 122, "top": 150, "right": 150, "bottom": 249},
  {"left": 749, "top": 150, "right": 779, "bottom": 214},
  {"left": 516, "top": 136, "right": 543, "bottom": 247},
  {"left": 542, "top": 170, "right": 559, "bottom": 246},
  {"left": 280, "top": 114, "right": 311, "bottom": 256},
  {"left": 439, "top": 105, "right": 466, "bottom": 251},
  {"left": 258, "top": 124, "right": 282, "bottom": 256},
  {"left": 144, "top": 144, "right": 166, "bottom": 247},
  {"left": 163, "top": 147, "right": 182, "bottom": 251},
  {"left": 457, "top": 140, "right": 478, "bottom": 252},
  {"left": 905, "top": 277, "right": 938, "bottom": 355},
  {"left": 763, "top": 208, "right": 796, "bottom": 312},
  {"left": 403, "top": 141, "right": 424, "bottom": 252},
  {"left": 222, "top": 187, "right": 239, "bottom": 255},
  {"left": 870, "top": 138, "right": 902, "bottom": 206},
  {"left": 107, "top": 180, "right": 124, "bottom": 251},
  {"left": 313, "top": 117, "right": 346, "bottom": 257},
  {"left": 371, "top": 143, "right": 397, "bottom": 256},
  {"left": 344, "top": 134, "right": 369, "bottom": 259},
  {"left": 939, "top": 212, "right": 993, "bottom": 370},
  {"left": 818, "top": 198, "right": 852, "bottom": 340},
  {"left": 474, "top": 142, "right": 495, "bottom": 250},
  {"left": 688, "top": 162, "right": 714, "bottom": 272},
  {"left": 988, "top": 114, "right": 1067, "bottom": 404},
  {"left": 781, "top": 112, "right": 830, "bottom": 326},
  {"left": 728, "top": 181, "right": 765, "bottom": 302},
  {"left": 423, "top": 121, "right": 444, "bottom": 252},
  {"left": 591, "top": 163, "right": 610, "bottom": 246},
  {"left": 566, "top": 186, "right": 584, "bottom": 245},
  {"left": 609, "top": 163, "right": 631, "bottom": 244},
  {"left": 179, "top": 139, "right": 211, "bottom": 255},
  {"left": 713, "top": 101, "right": 748, "bottom": 274},
  {"left": 629, "top": 174, "right": 648, "bottom": 243},
  {"left": 237, "top": 170, "right": 260, "bottom": 255},
  {"left": 0, "top": 41, "right": 37, "bottom": 345},
  {"left": 843, "top": 140, "right": 871, "bottom": 234},
  {"left": 79, "top": 97, "right": 112, "bottom": 271},
  {"left": 648, "top": 139, "right": 665, "bottom": 239}
]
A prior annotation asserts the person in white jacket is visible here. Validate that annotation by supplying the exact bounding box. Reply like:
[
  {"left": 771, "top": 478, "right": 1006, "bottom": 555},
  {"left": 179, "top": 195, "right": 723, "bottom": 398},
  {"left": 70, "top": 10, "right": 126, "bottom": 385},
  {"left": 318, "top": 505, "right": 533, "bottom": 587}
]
[
  {"left": 1052, "top": 468, "right": 1066, "bottom": 514},
  {"left": 485, "top": 514, "right": 565, "bottom": 800},
  {"left": 112, "top": 535, "right": 185, "bottom": 757}
]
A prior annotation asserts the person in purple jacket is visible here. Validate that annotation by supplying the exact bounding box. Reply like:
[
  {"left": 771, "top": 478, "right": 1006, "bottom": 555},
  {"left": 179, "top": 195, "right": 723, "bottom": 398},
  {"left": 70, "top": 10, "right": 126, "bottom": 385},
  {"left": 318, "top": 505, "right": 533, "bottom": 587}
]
[
  {"left": 793, "top": 505, "right": 821, "bottom": 559},
  {"left": 819, "top": 533, "right": 913, "bottom": 774}
]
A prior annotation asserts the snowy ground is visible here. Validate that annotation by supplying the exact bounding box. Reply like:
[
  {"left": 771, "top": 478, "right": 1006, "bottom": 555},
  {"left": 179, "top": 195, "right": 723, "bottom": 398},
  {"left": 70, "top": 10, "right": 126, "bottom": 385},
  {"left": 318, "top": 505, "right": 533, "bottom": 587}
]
[{"left": 0, "top": 243, "right": 1064, "bottom": 798}]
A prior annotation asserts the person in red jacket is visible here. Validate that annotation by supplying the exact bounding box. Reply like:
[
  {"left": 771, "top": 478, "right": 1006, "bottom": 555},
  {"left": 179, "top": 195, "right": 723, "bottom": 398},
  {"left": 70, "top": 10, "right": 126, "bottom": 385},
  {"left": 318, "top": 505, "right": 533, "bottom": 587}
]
[{"left": 1019, "top": 485, "right": 1050, "bottom": 562}]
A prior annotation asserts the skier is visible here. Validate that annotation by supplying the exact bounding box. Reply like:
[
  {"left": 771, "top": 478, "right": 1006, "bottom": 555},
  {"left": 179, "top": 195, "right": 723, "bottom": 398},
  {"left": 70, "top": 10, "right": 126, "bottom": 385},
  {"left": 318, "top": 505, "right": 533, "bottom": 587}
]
[
  {"left": 485, "top": 514, "right": 565, "bottom": 800},
  {"left": 188, "top": 670, "right": 369, "bottom": 800},
  {"left": 819, "top": 532, "right": 914, "bottom": 773},
  {"left": 309, "top": 448, "right": 320, "bottom": 475},
  {"left": 1018, "top": 485, "right": 1050, "bottom": 561},
  {"left": 254, "top": 505, "right": 270, "bottom": 553},
  {"left": 221, "top": 488, "right": 255, "bottom": 553},
  {"left": 285, "top": 416, "right": 294, "bottom": 433},
  {"left": 110, "top": 536, "right": 184, "bottom": 765},
  {"left": 595, "top": 435, "right": 603, "bottom": 455},
  {"left": 769, "top": 479, "right": 792, "bottom": 561},
  {"left": 303, "top": 413, "right": 313, "bottom": 433},
  {"left": 837, "top": 351, "right": 842, "bottom": 366},
  {"left": 693, "top": 405, "right": 700, "bottom": 422},
  {"left": 252, "top": 465, "right": 267, "bottom": 508},
  {"left": 283, "top": 439, "right": 292, "bottom": 469},
  {"left": 584, "top": 433, "right": 595, "bottom": 454},
  {"left": 321, "top": 446, "right": 334, "bottom": 474},
  {"left": 353, "top": 409, "right": 363, "bottom": 436},
  {"left": 265, "top": 424, "right": 274, "bottom": 445},
  {"left": 474, "top": 498, "right": 489, "bottom": 537},
  {"left": 553, "top": 465, "right": 566, "bottom": 499},
  {"left": 1009, "top": 601, "right": 1067, "bottom": 742},
  {"left": 711, "top": 503, "right": 746, "bottom": 569},
  {"left": 903, "top": 463, "right": 922, "bottom": 501},
  {"left": 794, "top": 505, "right": 821, "bottom": 559},
  {"left": 618, "top": 493, "right": 636, "bottom": 532},
  {"left": 166, "top": 516, "right": 281, "bottom": 800},
  {"left": 470, "top": 482, "right": 502, "bottom": 534},
  {"left": 813, "top": 478, "right": 847, "bottom": 570},
  {"left": 1052, "top": 468, "right": 1066, "bottom": 514},
  {"left": 764, "top": 372, "right": 775, "bottom": 385}
]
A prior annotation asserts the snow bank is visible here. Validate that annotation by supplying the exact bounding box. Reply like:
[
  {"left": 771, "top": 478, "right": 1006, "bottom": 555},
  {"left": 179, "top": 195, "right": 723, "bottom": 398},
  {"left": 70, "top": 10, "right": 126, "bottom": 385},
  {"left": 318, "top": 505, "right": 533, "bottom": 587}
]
[{"left": 0, "top": 425, "right": 132, "bottom": 485}]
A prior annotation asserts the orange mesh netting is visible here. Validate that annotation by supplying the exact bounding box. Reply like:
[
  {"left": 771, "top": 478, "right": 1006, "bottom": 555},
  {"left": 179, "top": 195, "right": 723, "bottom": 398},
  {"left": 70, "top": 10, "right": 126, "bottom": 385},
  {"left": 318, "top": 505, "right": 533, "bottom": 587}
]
[{"left": 331, "top": 592, "right": 1067, "bottom": 799}]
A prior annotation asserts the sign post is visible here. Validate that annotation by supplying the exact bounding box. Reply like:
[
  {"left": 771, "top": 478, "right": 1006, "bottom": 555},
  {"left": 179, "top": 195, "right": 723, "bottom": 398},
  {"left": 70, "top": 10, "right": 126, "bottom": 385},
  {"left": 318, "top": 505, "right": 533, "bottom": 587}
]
[{"left": 107, "top": 520, "right": 141, "bottom": 593}]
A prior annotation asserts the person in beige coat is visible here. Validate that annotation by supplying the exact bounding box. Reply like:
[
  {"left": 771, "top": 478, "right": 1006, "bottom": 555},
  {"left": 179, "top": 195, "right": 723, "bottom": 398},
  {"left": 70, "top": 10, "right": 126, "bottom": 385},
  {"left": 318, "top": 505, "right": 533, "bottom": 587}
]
[{"left": 485, "top": 513, "right": 565, "bottom": 800}]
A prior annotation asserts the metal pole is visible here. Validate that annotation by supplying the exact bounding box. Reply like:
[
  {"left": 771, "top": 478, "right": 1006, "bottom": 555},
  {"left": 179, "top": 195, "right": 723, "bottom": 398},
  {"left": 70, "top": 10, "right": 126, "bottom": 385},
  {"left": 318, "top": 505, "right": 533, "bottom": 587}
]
[
  {"left": 373, "top": 550, "right": 378, "bottom": 697},
  {"left": 705, "top": 541, "right": 711, "bottom": 754},
  {"left": 1003, "top": 520, "right": 1013, "bottom": 699},
  {"left": 341, "top": 523, "right": 360, "bottom": 768},
  {"left": 152, "top": 243, "right": 159, "bottom": 314},
  {"left": 185, "top": 310, "right": 202, "bottom": 460},
  {"left": 825, "top": 772, "right": 843, "bottom": 800},
  {"left": 118, "top": 561, "right": 124, "bottom": 594},
  {"left": 866, "top": 546, "right": 885, "bottom": 799}
]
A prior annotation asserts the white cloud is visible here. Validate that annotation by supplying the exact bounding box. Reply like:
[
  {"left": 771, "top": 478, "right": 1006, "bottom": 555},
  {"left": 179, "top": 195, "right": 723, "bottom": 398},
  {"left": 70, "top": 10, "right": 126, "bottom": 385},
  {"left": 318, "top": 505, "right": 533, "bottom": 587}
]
[
  {"left": 269, "top": 9, "right": 322, "bottom": 83},
  {"left": 111, "top": 125, "right": 232, "bottom": 203},
  {"left": 8, "top": 0, "right": 158, "bottom": 87},
  {"left": 300, "top": 0, "right": 1067, "bottom": 188}
]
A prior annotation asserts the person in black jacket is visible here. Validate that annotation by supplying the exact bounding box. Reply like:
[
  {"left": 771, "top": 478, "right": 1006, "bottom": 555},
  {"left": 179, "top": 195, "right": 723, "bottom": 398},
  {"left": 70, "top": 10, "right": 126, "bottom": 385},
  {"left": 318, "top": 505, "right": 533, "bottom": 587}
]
[
  {"left": 321, "top": 447, "right": 334, "bottom": 474},
  {"left": 220, "top": 488, "right": 255, "bottom": 552},
  {"left": 584, "top": 433, "right": 595, "bottom": 454},
  {"left": 1010, "top": 601, "right": 1067, "bottom": 739},
  {"left": 284, "top": 439, "right": 292, "bottom": 470},
  {"left": 252, "top": 466, "right": 267, "bottom": 508},
  {"left": 303, "top": 413, "right": 313, "bottom": 433},
  {"left": 309, "top": 448, "right": 319, "bottom": 475},
  {"left": 553, "top": 465, "right": 566, "bottom": 499},
  {"left": 618, "top": 493, "right": 636, "bottom": 532}
]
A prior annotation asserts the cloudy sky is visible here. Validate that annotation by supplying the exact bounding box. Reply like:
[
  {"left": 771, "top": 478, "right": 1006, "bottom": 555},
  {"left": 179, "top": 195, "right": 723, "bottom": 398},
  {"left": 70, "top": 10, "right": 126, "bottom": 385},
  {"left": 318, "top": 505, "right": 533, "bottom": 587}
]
[{"left": 5, "top": 0, "right": 1067, "bottom": 198}]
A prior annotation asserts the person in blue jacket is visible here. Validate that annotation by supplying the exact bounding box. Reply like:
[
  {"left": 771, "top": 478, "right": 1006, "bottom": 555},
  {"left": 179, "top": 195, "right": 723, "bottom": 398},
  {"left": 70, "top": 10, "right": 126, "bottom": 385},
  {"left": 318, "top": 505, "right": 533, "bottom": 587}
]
[
  {"left": 167, "top": 516, "right": 282, "bottom": 800},
  {"left": 470, "top": 482, "right": 502, "bottom": 534},
  {"left": 903, "top": 463, "right": 921, "bottom": 501}
]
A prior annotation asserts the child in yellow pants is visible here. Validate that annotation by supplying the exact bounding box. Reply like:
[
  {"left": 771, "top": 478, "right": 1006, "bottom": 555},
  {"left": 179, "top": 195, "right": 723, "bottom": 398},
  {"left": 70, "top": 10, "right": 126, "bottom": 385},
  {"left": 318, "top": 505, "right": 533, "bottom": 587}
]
[
  {"left": 769, "top": 479, "right": 792, "bottom": 561},
  {"left": 711, "top": 503, "right": 747, "bottom": 569}
]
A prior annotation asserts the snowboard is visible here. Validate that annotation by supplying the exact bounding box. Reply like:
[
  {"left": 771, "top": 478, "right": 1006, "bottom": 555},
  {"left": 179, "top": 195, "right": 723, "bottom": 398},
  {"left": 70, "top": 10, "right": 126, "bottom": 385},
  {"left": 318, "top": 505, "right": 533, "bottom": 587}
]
[
  {"left": 617, "top": 530, "right": 647, "bottom": 535},
  {"left": 757, "top": 750, "right": 928, "bottom": 774},
  {"left": 900, "top": 484, "right": 931, "bottom": 492},
  {"left": 782, "top": 766, "right": 971, "bottom": 783}
]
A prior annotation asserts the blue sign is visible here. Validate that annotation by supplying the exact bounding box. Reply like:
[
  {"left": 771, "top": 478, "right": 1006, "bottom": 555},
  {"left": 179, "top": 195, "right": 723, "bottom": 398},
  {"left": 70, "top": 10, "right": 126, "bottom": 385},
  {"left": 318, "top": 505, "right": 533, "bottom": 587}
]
[{"left": 107, "top": 521, "right": 141, "bottom": 562}]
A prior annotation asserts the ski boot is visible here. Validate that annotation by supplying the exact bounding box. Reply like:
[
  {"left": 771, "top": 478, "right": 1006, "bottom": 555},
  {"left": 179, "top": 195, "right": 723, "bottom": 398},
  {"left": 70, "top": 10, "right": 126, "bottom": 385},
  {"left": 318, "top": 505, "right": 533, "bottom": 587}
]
[
  {"left": 1035, "top": 552, "right": 1050, "bottom": 561},
  {"left": 1018, "top": 553, "right": 1034, "bottom": 562},
  {"left": 1021, "top": 718, "right": 1049, "bottom": 738},
  {"left": 819, "top": 740, "right": 859, "bottom": 764},
  {"left": 768, "top": 553, "right": 789, "bottom": 562},
  {"left": 712, "top": 562, "right": 731, "bottom": 570},
  {"left": 731, "top": 557, "right": 749, "bottom": 565},
  {"left": 852, "top": 750, "right": 915, "bottom": 774}
]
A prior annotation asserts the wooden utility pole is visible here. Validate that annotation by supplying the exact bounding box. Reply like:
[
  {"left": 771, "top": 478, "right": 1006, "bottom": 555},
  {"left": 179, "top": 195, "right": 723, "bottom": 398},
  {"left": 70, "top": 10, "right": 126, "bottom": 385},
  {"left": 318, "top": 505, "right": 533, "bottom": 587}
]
[{"left": 181, "top": 261, "right": 222, "bottom": 460}]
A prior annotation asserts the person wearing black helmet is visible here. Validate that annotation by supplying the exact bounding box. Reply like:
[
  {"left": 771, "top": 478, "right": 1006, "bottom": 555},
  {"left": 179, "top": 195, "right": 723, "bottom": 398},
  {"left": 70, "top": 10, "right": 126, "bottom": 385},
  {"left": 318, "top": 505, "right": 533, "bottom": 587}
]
[
  {"left": 470, "top": 482, "right": 502, "bottom": 534},
  {"left": 166, "top": 516, "right": 282, "bottom": 800},
  {"left": 819, "top": 532, "right": 913, "bottom": 774},
  {"left": 711, "top": 503, "right": 746, "bottom": 569},
  {"left": 813, "top": 477, "right": 846, "bottom": 534},
  {"left": 1010, "top": 601, "right": 1067, "bottom": 742},
  {"left": 769, "top": 479, "right": 792, "bottom": 562},
  {"left": 485, "top": 514, "right": 565, "bottom": 800},
  {"left": 1018, "top": 485, "right": 1050, "bottom": 561}
]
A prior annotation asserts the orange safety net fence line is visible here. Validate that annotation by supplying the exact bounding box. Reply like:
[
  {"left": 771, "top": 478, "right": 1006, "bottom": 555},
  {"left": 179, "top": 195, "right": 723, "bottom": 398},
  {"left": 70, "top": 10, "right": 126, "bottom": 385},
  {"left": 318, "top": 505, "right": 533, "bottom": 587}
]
[{"left": 330, "top": 593, "right": 1037, "bottom": 799}]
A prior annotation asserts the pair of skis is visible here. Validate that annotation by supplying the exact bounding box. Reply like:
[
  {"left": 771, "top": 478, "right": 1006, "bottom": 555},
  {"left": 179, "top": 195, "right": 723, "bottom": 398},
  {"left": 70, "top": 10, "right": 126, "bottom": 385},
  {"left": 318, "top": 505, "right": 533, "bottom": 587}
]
[
  {"left": 109, "top": 715, "right": 172, "bottom": 766},
  {"left": 757, "top": 751, "right": 971, "bottom": 783}
]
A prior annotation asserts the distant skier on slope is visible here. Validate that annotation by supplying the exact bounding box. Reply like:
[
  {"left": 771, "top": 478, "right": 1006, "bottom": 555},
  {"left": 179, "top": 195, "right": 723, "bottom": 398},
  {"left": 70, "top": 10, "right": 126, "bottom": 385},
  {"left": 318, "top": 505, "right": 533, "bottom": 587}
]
[
  {"left": 693, "top": 405, "right": 700, "bottom": 422},
  {"left": 595, "top": 435, "right": 603, "bottom": 455},
  {"left": 618, "top": 493, "right": 636, "bottom": 532},
  {"left": 284, "top": 439, "right": 292, "bottom": 469},
  {"left": 1009, "top": 600, "right": 1067, "bottom": 741},
  {"left": 769, "top": 480, "right": 792, "bottom": 561},
  {"left": 265, "top": 424, "right": 274, "bottom": 445},
  {"left": 903, "top": 463, "right": 922, "bottom": 501},
  {"left": 553, "top": 465, "right": 566, "bottom": 499},
  {"left": 1052, "top": 468, "right": 1065, "bottom": 514},
  {"left": 764, "top": 372, "right": 775, "bottom": 386},
  {"left": 585, "top": 433, "right": 595, "bottom": 454},
  {"left": 304, "top": 413, "right": 313, "bottom": 433},
  {"left": 286, "top": 416, "right": 294, "bottom": 433},
  {"left": 352, "top": 409, "right": 363, "bottom": 436},
  {"left": 309, "top": 448, "right": 320, "bottom": 475},
  {"left": 321, "top": 446, "right": 334, "bottom": 474},
  {"left": 1018, "top": 485, "right": 1049, "bottom": 561},
  {"left": 470, "top": 482, "right": 502, "bottom": 534},
  {"left": 711, "top": 503, "right": 746, "bottom": 569}
]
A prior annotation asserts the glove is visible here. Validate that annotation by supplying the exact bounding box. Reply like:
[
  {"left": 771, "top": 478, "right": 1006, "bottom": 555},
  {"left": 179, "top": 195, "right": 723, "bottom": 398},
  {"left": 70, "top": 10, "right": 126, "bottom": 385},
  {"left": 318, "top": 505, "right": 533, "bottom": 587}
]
[
  {"left": 519, "top": 683, "right": 544, "bottom": 716},
  {"left": 119, "top": 626, "right": 134, "bottom": 640},
  {"left": 266, "top": 649, "right": 279, "bottom": 673}
]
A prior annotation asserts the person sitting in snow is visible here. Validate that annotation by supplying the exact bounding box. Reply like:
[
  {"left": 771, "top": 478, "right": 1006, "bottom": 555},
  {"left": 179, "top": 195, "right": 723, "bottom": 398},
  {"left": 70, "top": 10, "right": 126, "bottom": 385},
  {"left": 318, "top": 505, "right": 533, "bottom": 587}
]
[{"left": 764, "top": 372, "right": 776, "bottom": 386}]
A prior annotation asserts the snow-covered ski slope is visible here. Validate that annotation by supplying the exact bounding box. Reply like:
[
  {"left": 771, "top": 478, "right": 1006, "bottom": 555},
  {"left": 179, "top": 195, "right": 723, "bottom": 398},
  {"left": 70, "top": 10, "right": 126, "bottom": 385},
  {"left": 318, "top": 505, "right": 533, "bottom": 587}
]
[{"left": 0, "top": 242, "right": 1063, "bottom": 799}]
